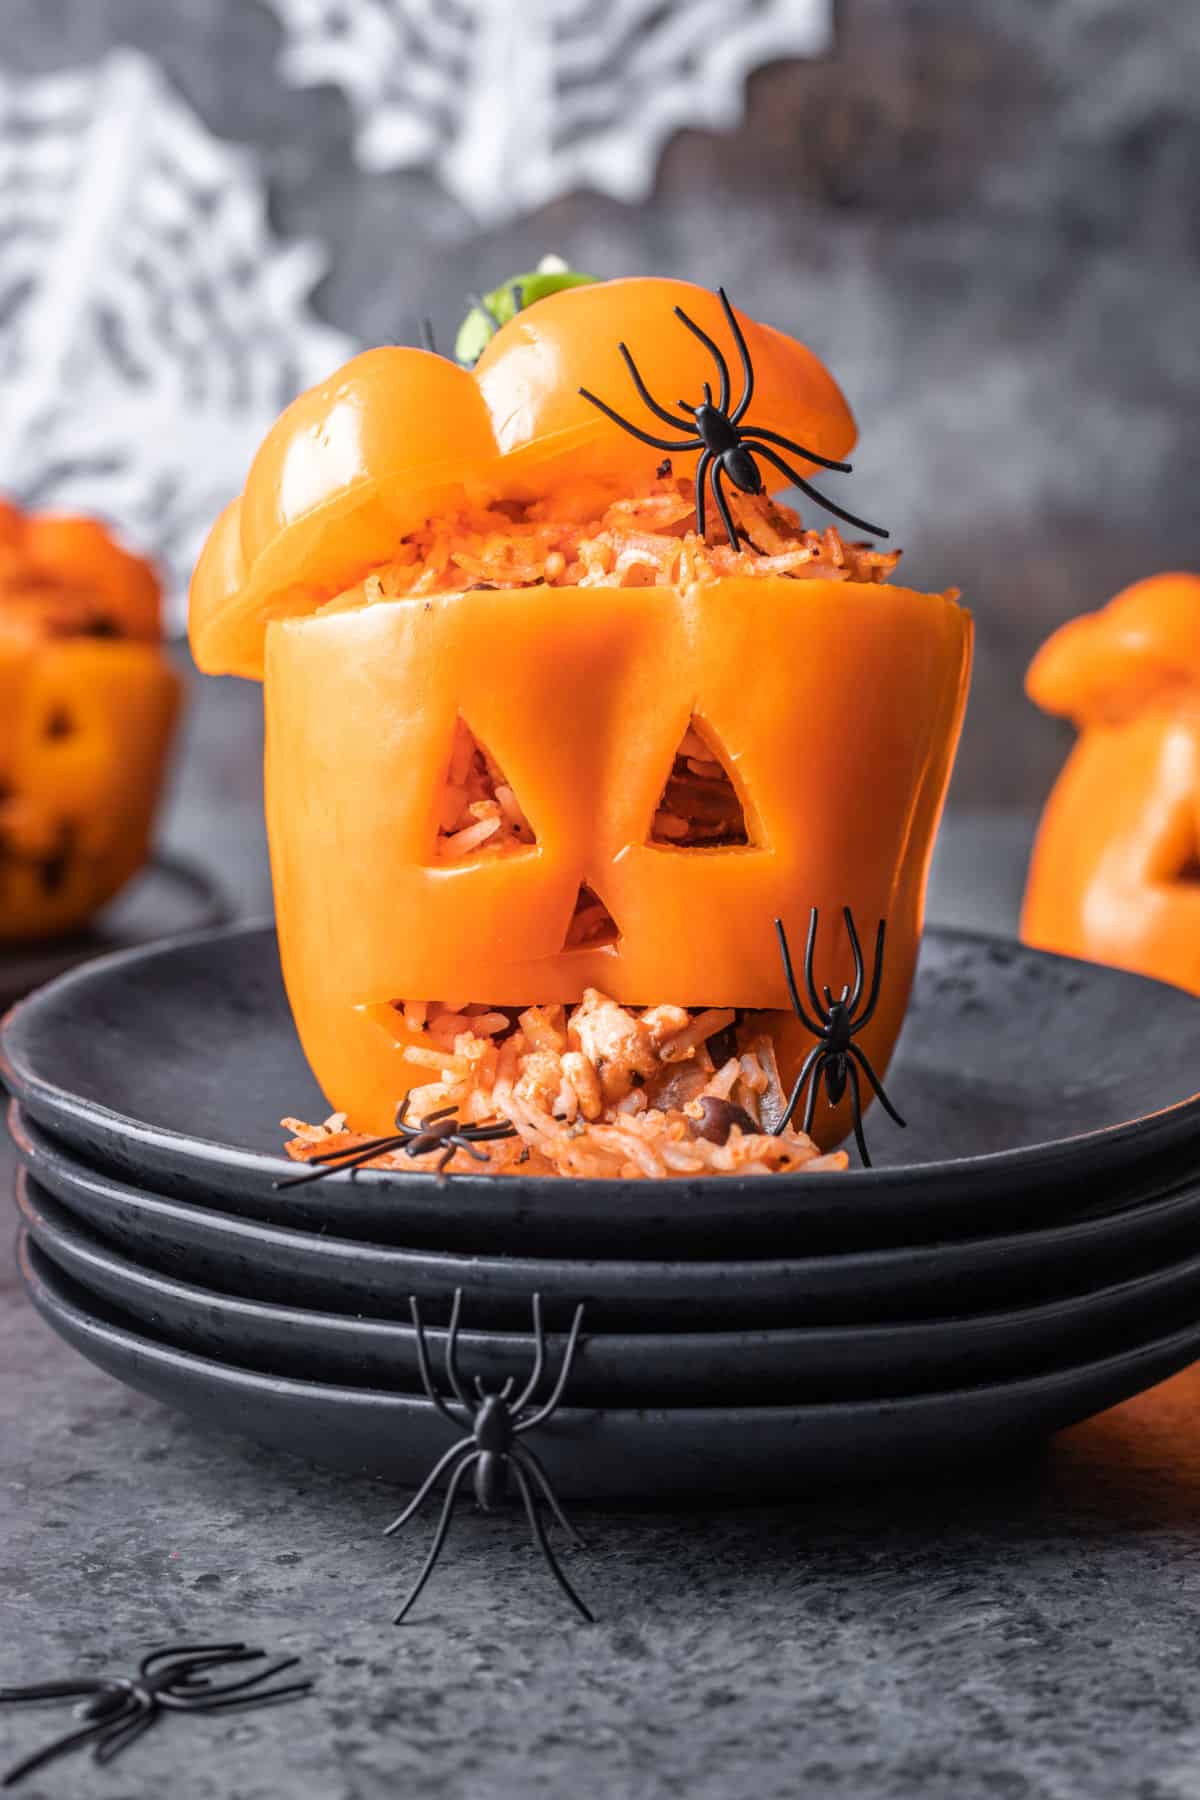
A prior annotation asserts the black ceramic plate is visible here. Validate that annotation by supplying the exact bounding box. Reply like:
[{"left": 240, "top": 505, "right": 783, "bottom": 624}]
[
  {"left": 22, "top": 1168, "right": 1200, "bottom": 1404},
  {"left": 0, "top": 854, "right": 229, "bottom": 1010},
  {"left": 3, "top": 924, "right": 1200, "bottom": 1255},
  {"left": 16, "top": 1108, "right": 1200, "bottom": 1330},
  {"left": 19, "top": 1232, "right": 1200, "bottom": 1500}
]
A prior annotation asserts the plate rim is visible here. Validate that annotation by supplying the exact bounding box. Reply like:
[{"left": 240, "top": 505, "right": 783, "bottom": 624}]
[
  {"left": 20, "top": 1227, "right": 1200, "bottom": 1426},
  {"left": 21, "top": 1161, "right": 1200, "bottom": 1359},
  {"left": 3, "top": 918, "right": 1200, "bottom": 1197},
  {"left": 16, "top": 1102, "right": 1200, "bottom": 1284}
]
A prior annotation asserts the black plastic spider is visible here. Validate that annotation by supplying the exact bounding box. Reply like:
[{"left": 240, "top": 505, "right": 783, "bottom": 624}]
[
  {"left": 0, "top": 1641, "right": 310, "bottom": 1786},
  {"left": 773, "top": 906, "right": 906, "bottom": 1168},
  {"left": 275, "top": 1099, "right": 519, "bottom": 1189},
  {"left": 578, "top": 286, "right": 887, "bottom": 550},
  {"left": 387, "top": 1289, "right": 592, "bottom": 1625}
]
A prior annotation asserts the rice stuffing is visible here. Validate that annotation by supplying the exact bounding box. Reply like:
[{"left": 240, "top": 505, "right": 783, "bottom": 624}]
[
  {"left": 319, "top": 472, "right": 906, "bottom": 617},
  {"left": 283, "top": 991, "right": 848, "bottom": 1180}
]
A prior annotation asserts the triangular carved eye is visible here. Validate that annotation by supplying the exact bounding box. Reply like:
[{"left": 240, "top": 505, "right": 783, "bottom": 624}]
[
  {"left": 1167, "top": 830, "right": 1200, "bottom": 885},
  {"left": 650, "top": 719, "right": 751, "bottom": 847},
  {"left": 436, "top": 718, "right": 536, "bottom": 860},
  {"left": 561, "top": 882, "right": 620, "bottom": 951}
]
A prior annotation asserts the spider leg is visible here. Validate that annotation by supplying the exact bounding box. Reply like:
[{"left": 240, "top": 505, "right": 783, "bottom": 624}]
[
  {"left": 457, "top": 1139, "right": 492, "bottom": 1163},
  {"left": 272, "top": 1130, "right": 409, "bottom": 1188},
  {"left": 475, "top": 1374, "right": 514, "bottom": 1402},
  {"left": 511, "top": 1292, "right": 548, "bottom": 1414},
  {"left": 773, "top": 917, "right": 825, "bottom": 1035},
  {"left": 616, "top": 341, "right": 694, "bottom": 430},
  {"left": 693, "top": 450, "right": 711, "bottom": 538},
  {"left": 509, "top": 282, "right": 524, "bottom": 314},
  {"left": 854, "top": 919, "right": 889, "bottom": 1028},
  {"left": 159, "top": 1658, "right": 304, "bottom": 1707},
  {"left": 393, "top": 1452, "right": 477, "bottom": 1624},
  {"left": 419, "top": 317, "right": 437, "bottom": 356},
  {"left": 710, "top": 460, "right": 744, "bottom": 550},
  {"left": 442, "top": 1286, "right": 471, "bottom": 1412},
  {"left": 137, "top": 1644, "right": 251, "bottom": 1683},
  {"left": 411, "top": 1296, "right": 467, "bottom": 1429},
  {"left": 844, "top": 1057, "right": 873, "bottom": 1167},
  {"left": 719, "top": 287, "right": 755, "bottom": 423},
  {"left": 509, "top": 1459, "right": 595, "bottom": 1623},
  {"left": 673, "top": 304, "right": 731, "bottom": 414},
  {"left": 842, "top": 907, "right": 866, "bottom": 1012},
  {"left": 0, "top": 1679, "right": 113, "bottom": 1703},
  {"left": 749, "top": 444, "right": 890, "bottom": 540},
  {"left": 512, "top": 1443, "right": 587, "bottom": 1548},
  {"left": 462, "top": 1122, "right": 518, "bottom": 1140},
  {"left": 847, "top": 1043, "right": 907, "bottom": 1129},
  {"left": 516, "top": 1302, "right": 585, "bottom": 1433},
  {"left": 803, "top": 1053, "right": 828, "bottom": 1136},
  {"left": 91, "top": 1705, "right": 155, "bottom": 1767},
  {"left": 2, "top": 1708, "right": 136, "bottom": 1787},
  {"left": 776, "top": 1045, "right": 821, "bottom": 1136},
  {"left": 577, "top": 387, "right": 697, "bottom": 453},
  {"left": 802, "top": 906, "right": 833, "bottom": 1023},
  {"left": 434, "top": 1143, "right": 457, "bottom": 1180},
  {"left": 382, "top": 1441, "right": 473, "bottom": 1537},
  {"left": 412, "top": 1103, "right": 457, "bottom": 1126},
  {"left": 164, "top": 1682, "right": 311, "bottom": 1715},
  {"left": 739, "top": 426, "right": 850, "bottom": 473},
  {"left": 469, "top": 292, "right": 502, "bottom": 334}
]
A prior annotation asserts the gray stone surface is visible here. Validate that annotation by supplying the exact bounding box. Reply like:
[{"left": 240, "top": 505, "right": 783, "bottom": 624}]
[
  {"left": 4, "top": 0, "right": 1200, "bottom": 808},
  {"left": 8, "top": 1195, "right": 1200, "bottom": 1800}
]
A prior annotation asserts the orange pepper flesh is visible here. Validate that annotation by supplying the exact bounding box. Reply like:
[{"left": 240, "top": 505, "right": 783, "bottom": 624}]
[
  {"left": 0, "top": 503, "right": 180, "bottom": 939},
  {"left": 1023, "top": 572, "right": 1200, "bottom": 992},
  {"left": 265, "top": 579, "right": 971, "bottom": 1141},
  {"left": 190, "top": 279, "right": 859, "bottom": 681},
  {"left": 191, "top": 276, "right": 972, "bottom": 1150}
]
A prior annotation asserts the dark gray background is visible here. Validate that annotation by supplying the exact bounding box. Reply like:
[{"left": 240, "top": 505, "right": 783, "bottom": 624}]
[{"left": 3, "top": 0, "right": 1198, "bottom": 814}]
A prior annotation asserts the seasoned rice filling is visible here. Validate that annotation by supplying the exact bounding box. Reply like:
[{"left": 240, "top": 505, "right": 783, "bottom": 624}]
[
  {"left": 323, "top": 472, "right": 902, "bottom": 614},
  {"left": 285, "top": 990, "right": 847, "bottom": 1180}
]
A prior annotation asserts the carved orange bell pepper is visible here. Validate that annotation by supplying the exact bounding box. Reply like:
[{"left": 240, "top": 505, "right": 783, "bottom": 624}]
[
  {"left": 1023, "top": 572, "right": 1200, "bottom": 992},
  {"left": 0, "top": 501, "right": 180, "bottom": 940},
  {"left": 190, "top": 280, "right": 860, "bottom": 682},
  {"left": 192, "top": 277, "right": 971, "bottom": 1145}
]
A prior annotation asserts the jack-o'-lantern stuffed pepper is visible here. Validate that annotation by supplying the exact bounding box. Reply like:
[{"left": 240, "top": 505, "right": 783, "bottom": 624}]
[
  {"left": 190, "top": 276, "right": 972, "bottom": 1178},
  {"left": 1023, "top": 572, "right": 1200, "bottom": 992},
  {"left": 0, "top": 501, "right": 180, "bottom": 940}
]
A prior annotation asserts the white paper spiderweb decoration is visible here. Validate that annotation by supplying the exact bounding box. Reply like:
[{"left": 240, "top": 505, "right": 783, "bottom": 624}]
[
  {"left": 264, "top": 0, "right": 833, "bottom": 224},
  {"left": 0, "top": 49, "right": 354, "bottom": 627}
]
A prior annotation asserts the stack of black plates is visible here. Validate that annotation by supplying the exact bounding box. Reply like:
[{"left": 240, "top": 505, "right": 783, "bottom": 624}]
[{"left": 5, "top": 923, "right": 1200, "bottom": 1500}]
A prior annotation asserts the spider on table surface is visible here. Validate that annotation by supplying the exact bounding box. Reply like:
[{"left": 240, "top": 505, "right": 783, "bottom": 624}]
[
  {"left": 0, "top": 1642, "right": 310, "bottom": 1786},
  {"left": 578, "top": 284, "right": 888, "bottom": 552},
  {"left": 773, "top": 905, "right": 906, "bottom": 1168},
  {"left": 387, "top": 1288, "right": 593, "bottom": 1625}
]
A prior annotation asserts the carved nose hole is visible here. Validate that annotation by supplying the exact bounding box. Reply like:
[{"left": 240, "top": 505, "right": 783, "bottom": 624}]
[
  {"left": 561, "top": 883, "right": 620, "bottom": 952},
  {"left": 434, "top": 717, "right": 536, "bottom": 862},
  {"left": 650, "top": 718, "right": 753, "bottom": 848}
]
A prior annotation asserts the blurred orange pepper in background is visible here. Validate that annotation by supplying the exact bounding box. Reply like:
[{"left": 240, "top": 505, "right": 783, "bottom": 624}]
[
  {"left": 0, "top": 501, "right": 180, "bottom": 940},
  {"left": 1023, "top": 572, "right": 1200, "bottom": 993}
]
